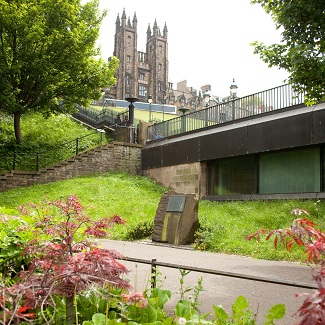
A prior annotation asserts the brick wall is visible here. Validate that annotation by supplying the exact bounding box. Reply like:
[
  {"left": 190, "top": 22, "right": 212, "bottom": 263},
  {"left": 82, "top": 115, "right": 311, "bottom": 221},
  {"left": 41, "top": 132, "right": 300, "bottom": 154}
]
[
  {"left": 142, "top": 162, "right": 207, "bottom": 198},
  {"left": 0, "top": 142, "right": 142, "bottom": 192}
]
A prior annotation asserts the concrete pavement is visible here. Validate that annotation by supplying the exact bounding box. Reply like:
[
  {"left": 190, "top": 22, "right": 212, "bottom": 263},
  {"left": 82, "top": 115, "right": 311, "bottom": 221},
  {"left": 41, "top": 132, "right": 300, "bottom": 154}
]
[{"left": 99, "top": 239, "right": 316, "bottom": 325}]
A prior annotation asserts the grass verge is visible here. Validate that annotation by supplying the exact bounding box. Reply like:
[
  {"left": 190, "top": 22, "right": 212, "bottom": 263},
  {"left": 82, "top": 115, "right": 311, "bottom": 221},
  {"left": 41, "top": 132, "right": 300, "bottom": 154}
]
[{"left": 1, "top": 172, "right": 325, "bottom": 263}]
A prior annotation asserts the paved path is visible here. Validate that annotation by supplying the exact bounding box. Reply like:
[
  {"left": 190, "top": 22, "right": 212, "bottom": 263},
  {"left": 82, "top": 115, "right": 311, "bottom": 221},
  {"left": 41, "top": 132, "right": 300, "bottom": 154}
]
[{"left": 99, "top": 239, "right": 315, "bottom": 325}]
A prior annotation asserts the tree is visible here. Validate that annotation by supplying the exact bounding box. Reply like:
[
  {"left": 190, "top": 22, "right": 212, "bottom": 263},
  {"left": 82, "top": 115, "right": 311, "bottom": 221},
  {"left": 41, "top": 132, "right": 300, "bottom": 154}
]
[
  {"left": 250, "top": 0, "right": 325, "bottom": 105},
  {"left": 0, "top": 0, "right": 119, "bottom": 143}
]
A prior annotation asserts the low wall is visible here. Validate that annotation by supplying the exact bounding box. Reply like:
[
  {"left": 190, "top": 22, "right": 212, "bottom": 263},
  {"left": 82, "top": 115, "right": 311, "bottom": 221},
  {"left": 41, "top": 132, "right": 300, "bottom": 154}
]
[
  {"left": 142, "top": 162, "right": 207, "bottom": 198},
  {"left": 0, "top": 142, "right": 142, "bottom": 192}
]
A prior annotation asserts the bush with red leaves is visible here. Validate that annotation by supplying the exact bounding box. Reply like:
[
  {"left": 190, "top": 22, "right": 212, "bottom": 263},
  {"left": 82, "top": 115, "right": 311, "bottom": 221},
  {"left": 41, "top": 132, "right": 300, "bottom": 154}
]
[
  {"left": 0, "top": 194, "right": 130, "bottom": 324},
  {"left": 246, "top": 208, "right": 325, "bottom": 325}
]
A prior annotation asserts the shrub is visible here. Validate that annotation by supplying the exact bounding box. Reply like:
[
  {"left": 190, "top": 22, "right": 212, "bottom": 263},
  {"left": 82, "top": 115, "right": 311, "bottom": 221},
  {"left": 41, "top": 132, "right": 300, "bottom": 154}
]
[
  {"left": 125, "top": 221, "right": 154, "bottom": 241},
  {"left": 78, "top": 272, "right": 285, "bottom": 325},
  {"left": 0, "top": 195, "right": 130, "bottom": 324},
  {"left": 247, "top": 208, "right": 325, "bottom": 324},
  {"left": 193, "top": 222, "right": 226, "bottom": 251},
  {"left": 0, "top": 211, "right": 29, "bottom": 281}
]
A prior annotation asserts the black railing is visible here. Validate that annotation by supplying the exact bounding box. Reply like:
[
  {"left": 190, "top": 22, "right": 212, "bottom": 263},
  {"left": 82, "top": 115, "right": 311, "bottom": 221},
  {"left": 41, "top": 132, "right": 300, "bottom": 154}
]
[
  {"left": 1, "top": 130, "right": 106, "bottom": 173},
  {"left": 147, "top": 84, "right": 305, "bottom": 141},
  {"left": 121, "top": 257, "right": 316, "bottom": 290},
  {"left": 72, "top": 105, "right": 130, "bottom": 129}
]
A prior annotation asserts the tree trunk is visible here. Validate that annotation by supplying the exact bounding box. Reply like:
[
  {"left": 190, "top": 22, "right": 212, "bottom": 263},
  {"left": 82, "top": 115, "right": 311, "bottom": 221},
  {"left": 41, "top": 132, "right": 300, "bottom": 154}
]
[
  {"left": 13, "top": 111, "right": 23, "bottom": 144},
  {"left": 66, "top": 295, "right": 75, "bottom": 324}
]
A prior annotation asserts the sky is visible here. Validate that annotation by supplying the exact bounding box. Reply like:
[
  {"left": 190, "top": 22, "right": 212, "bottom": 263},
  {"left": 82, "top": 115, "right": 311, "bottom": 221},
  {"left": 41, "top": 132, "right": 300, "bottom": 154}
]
[{"left": 95, "top": 0, "right": 289, "bottom": 98}]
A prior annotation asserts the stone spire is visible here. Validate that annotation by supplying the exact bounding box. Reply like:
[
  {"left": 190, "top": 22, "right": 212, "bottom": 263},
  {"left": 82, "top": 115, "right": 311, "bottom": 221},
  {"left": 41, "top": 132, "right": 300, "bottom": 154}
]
[
  {"left": 121, "top": 8, "right": 126, "bottom": 27},
  {"left": 163, "top": 22, "right": 168, "bottom": 39},
  {"left": 153, "top": 19, "right": 159, "bottom": 36},
  {"left": 147, "top": 23, "right": 151, "bottom": 40},
  {"left": 132, "top": 12, "right": 137, "bottom": 28}
]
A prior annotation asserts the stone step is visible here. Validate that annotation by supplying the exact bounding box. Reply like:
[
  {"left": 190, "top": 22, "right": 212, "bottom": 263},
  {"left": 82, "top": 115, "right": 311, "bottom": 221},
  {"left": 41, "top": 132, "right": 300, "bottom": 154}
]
[{"left": 0, "top": 143, "right": 141, "bottom": 192}]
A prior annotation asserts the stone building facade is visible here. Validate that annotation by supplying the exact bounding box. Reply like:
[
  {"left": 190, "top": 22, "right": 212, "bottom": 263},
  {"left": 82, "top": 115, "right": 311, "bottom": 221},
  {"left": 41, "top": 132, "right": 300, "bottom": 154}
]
[
  {"left": 107, "top": 9, "right": 169, "bottom": 105},
  {"left": 106, "top": 10, "right": 234, "bottom": 112}
]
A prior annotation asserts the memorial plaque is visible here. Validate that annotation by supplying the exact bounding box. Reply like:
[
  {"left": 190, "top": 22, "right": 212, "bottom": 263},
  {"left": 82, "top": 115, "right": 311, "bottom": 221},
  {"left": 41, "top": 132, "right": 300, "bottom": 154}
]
[
  {"left": 152, "top": 191, "right": 199, "bottom": 245},
  {"left": 166, "top": 195, "right": 186, "bottom": 212}
]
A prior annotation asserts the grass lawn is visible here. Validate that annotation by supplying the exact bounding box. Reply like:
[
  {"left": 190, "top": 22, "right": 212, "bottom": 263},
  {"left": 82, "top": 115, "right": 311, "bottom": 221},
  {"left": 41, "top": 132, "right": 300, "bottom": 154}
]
[
  {"left": 91, "top": 104, "right": 178, "bottom": 123},
  {"left": 1, "top": 112, "right": 324, "bottom": 263},
  {"left": 1, "top": 172, "right": 325, "bottom": 263}
]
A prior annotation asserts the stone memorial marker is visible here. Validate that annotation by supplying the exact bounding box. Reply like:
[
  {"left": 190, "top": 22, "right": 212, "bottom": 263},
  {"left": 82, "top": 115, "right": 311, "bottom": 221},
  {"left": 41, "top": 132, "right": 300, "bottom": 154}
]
[{"left": 152, "top": 190, "right": 199, "bottom": 245}]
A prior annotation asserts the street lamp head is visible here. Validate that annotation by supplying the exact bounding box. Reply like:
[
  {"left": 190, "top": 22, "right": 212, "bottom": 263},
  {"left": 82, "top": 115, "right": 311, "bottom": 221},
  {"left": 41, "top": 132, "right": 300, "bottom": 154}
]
[
  {"left": 148, "top": 95, "right": 153, "bottom": 104},
  {"left": 179, "top": 105, "right": 190, "bottom": 115},
  {"left": 125, "top": 97, "right": 138, "bottom": 103},
  {"left": 203, "top": 90, "right": 211, "bottom": 104},
  {"left": 230, "top": 78, "right": 238, "bottom": 96}
]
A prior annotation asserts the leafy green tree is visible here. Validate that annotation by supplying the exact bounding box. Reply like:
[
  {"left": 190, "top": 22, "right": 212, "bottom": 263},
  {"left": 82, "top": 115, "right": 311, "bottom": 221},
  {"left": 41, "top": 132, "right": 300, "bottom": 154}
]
[
  {"left": 0, "top": 0, "right": 119, "bottom": 143},
  {"left": 251, "top": 0, "right": 325, "bottom": 105}
]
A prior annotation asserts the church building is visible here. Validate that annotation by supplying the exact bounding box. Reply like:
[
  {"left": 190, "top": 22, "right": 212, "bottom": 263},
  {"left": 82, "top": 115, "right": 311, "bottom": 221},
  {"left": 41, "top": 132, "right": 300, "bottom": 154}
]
[
  {"left": 107, "top": 9, "right": 169, "bottom": 106},
  {"left": 107, "top": 9, "right": 227, "bottom": 112}
]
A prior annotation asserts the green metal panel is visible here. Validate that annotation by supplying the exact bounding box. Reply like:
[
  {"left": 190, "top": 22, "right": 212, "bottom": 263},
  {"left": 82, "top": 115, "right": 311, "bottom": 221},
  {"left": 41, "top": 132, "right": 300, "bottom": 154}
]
[
  {"left": 259, "top": 147, "right": 320, "bottom": 194},
  {"left": 212, "top": 156, "right": 257, "bottom": 195}
]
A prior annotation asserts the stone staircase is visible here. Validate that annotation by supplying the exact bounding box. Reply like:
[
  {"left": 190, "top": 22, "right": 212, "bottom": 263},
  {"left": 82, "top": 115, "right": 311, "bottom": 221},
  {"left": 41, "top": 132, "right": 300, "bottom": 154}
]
[{"left": 0, "top": 142, "right": 142, "bottom": 192}]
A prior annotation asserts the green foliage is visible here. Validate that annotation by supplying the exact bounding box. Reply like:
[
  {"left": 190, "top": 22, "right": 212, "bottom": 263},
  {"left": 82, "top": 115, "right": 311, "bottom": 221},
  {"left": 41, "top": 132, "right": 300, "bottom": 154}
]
[
  {"left": 264, "top": 304, "right": 286, "bottom": 325},
  {"left": 194, "top": 222, "right": 226, "bottom": 251},
  {"left": 177, "top": 269, "right": 204, "bottom": 315},
  {"left": 195, "top": 199, "right": 325, "bottom": 261},
  {"left": 3, "top": 173, "right": 325, "bottom": 262},
  {"left": 43, "top": 285, "right": 286, "bottom": 325},
  {"left": 0, "top": 212, "right": 30, "bottom": 279},
  {"left": 125, "top": 221, "right": 154, "bottom": 241},
  {"left": 0, "top": 195, "right": 130, "bottom": 324},
  {"left": 212, "top": 296, "right": 285, "bottom": 325},
  {"left": 250, "top": 0, "right": 325, "bottom": 105},
  {"left": 0, "top": 172, "right": 166, "bottom": 241},
  {"left": 76, "top": 288, "right": 116, "bottom": 322},
  {"left": 0, "top": 0, "right": 119, "bottom": 143}
]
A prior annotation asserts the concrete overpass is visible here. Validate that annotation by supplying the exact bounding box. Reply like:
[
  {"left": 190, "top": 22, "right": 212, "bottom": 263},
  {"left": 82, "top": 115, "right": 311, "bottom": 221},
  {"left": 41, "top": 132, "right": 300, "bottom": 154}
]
[{"left": 142, "top": 84, "right": 325, "bottom": 200}]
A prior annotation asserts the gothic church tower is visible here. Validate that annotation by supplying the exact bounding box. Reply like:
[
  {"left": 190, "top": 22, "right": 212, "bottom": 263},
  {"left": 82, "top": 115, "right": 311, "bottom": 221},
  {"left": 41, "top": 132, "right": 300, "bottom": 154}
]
[
  {"left": 109, "top": 9, "right": 168, "bottom": 104},
  {"left": 146, "top": 19, "right": 169, "bottom": 103}
]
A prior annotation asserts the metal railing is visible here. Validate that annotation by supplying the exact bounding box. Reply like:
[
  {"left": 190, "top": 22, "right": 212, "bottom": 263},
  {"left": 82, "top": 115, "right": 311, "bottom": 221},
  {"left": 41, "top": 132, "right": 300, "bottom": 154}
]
[
  {"left": 121, "top": 256, "right": 316, "bottom": 290},
  {"left": 147, "top": 84, "right": 305, "bottom": 141},
  {"left": 72, "top": 105, "right": 130, "bottom": 129},
  {"left": 0, "top": 130, "right": 106, "bottom": 173}
]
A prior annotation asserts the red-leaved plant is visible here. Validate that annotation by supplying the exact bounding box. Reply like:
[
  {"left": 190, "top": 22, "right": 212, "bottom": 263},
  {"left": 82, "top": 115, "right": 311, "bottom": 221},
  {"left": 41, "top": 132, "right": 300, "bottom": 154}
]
[
  {"left": 0, "top": 194, "right": 130, "bottom": 324},
  {"left": 246, "top": 208, "right": 325, "bottom": 325}
]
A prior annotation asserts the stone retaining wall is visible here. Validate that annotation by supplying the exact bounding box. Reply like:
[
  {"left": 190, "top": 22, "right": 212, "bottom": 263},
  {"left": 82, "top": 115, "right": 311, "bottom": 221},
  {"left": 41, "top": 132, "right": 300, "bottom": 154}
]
[
  {"left": 0, "top": 142, "right": 142, "bottom": 192},
  {"left": 142, "top": 162, "right": 207, "bottom": 198}
]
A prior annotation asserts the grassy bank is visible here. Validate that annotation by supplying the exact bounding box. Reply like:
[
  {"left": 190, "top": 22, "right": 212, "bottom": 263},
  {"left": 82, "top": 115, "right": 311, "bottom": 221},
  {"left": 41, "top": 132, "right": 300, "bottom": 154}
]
[
  {"left": 0, "top": 112, "right": 109, "bottom": 173},
  {"left": 1, "top": 112, "right": 324, "bottom": 263},
  {"left": 1, "top": 172, "right": 324, "bottom": 263}
]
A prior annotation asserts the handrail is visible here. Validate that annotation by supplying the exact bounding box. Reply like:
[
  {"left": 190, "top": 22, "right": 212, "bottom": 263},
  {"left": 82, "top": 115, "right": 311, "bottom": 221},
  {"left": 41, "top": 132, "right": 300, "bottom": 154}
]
[
  {"left": 0, "top": 104, "right": 139, "bottom": 174},
  {"left": 147, "top": 84, "right": 305, "bottom": 141},
  {"left": 0, "top": 129, "right": 105, "bottom": 173},
  {"left": 121, "top": 256, "right": 317, "bottom": 290},
  {"left": 73, "top": 105, "right": 130, "bottom": 128}
]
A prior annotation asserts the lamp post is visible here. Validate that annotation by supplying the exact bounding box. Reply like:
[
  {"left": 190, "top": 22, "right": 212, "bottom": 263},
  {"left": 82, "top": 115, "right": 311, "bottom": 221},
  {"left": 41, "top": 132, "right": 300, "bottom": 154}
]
[
  {"left": 179, "top": 105, "right": 190, "bottom": 133},
  {"left": 203, "top": 90, "right": 211, "bottom": 127},
  {"left": 230, "top": 78, "right": 238, "bottom": 120},
  {"left": 203, "top": 90, "right": 211, "bottom": 109},
  {"left": 162, "top": 91, "right": 166, "bottom": 122},
  {"left": 148, "top": 95, "right": 153, "bottom": 122},
  {"left": 125, "top": 96, "right": 137, "bottom": 126},
  {"left": 101, "top": 90, "right": 106, "bottom": 106}
]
